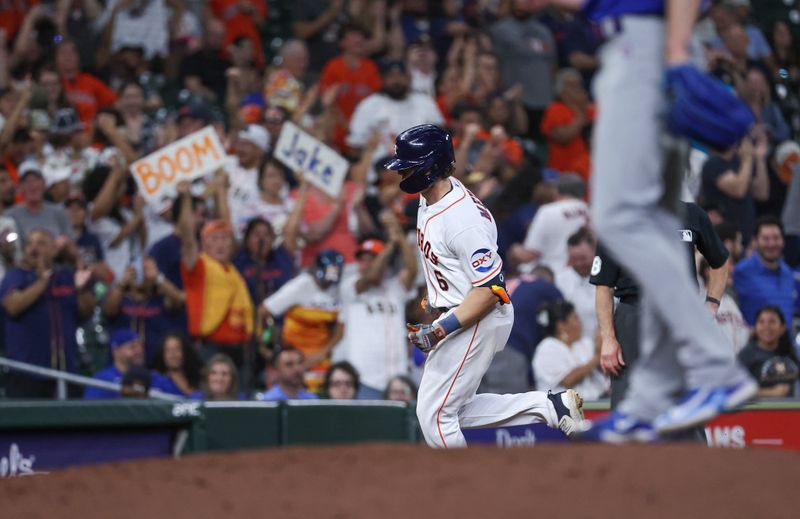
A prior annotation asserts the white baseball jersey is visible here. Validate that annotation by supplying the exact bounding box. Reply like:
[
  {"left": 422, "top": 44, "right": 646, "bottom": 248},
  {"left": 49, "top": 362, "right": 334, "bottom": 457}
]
[
  {"left": 533, "top": 336, "right": 609, "bottom": 401},
  {"left": 522, "top": 198, "right": 589, "bottom": 271},
  {"left": 415, "top": 177, "right": 503, "bottom": 309},
  {"left": 335, "top": 272, "right": 416, "bottom": 391},
  {"left": 225, "top": 157, "right": 259, "bottom": 239}
]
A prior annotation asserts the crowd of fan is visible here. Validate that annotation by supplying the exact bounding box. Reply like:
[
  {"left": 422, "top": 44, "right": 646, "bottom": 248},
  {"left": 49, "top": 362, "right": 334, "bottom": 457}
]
[{"left": 0, "top": 0, "right": 797, "bottom": 402}]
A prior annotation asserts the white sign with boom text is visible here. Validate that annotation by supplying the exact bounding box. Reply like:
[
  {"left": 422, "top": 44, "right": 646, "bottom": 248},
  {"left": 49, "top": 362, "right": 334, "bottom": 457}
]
[{"left": 131, "top": 126, "right": 226, "bottom": 206}]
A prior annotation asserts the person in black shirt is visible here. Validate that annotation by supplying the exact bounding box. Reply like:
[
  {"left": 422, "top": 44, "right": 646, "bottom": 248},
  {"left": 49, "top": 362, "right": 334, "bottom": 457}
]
[
  {"left": 292, "top": 0, "right": 349, "bottom": 75},
  {"left": 179, "top": 18, "right": 232, "bottom": 105},
  {"left": 737, "top": 305, "right": 799, "bottom": 398},
  {"left": 591, "top": 202, "right": 730, "bottom": 408},
  {"left": 701, "top": 134, "right": 769, "bottom": 246}
]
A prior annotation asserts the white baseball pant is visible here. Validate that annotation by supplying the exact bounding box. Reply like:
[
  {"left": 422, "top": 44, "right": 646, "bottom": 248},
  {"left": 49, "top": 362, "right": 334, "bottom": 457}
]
[
  {"left": 416, "top": 304, "right": 560, "bottom": 448},
  {"left": 590, "top": 16, "right": 751, "bottom": 421}
]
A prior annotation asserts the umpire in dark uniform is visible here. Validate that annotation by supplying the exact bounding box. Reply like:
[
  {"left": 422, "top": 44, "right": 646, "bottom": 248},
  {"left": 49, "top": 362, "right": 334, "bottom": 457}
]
[{"left": 591, "top": 202, "right": 730, "bottom": 408}]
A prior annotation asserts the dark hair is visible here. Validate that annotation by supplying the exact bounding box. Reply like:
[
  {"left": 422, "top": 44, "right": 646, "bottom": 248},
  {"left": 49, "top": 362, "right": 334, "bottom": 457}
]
[
  {"left": 36, "top": 65, "right": 70, "bottom": 107},
  {"left": 258, "top": 157, "right": 289, "bottom": 187},
  {"left": 55, "top": 38, "right": 79, "bottom": 55},
  {"left": 243, "top": 217, "right": 274, "bottom": 244},
  {"left": 754, "top": 215, "right": 784, "bottom": 238},
  {"left": 152, "top": 334, "right": 202, "bottom": 390},
  {"left": 272, "top": 347, "right": 304, "bottom": 368},
  {"left": 540, "top": 300, "right": 576, "bottom": 337},
  {"left": 714, "top": 222, "right": 739, "bottom": 243},
  {"left": 201, "top": 353, "right": 239, "bottom": 400},
  {"left": 82, "top": 164, "right": 125, "bottom": 224},
  {"left": 489, "top": 161, "right": 540, "bottom": 222},
  {"left": 770, "top": 20, "right": 797, "bottom": 61},
  {"left": 567, "top": 226, "right": 595, "bottom": 248},
  {"left": 752, "top": 305, "right": 798, "bottom": 364},
  {"left": 323, "top": 361, "right": 360, "bottom": 398},
  {"left": 450, "top": 102, "right": 483, "bottom": 121},
  {"left": 169, "top": 194, "right": 203, "bottom": 224},
  {"left": 382, "top": 375, "right": 418, "bottom": 400},
  {"left": 93, "top": 108, "right": 125, "bottom": 147},
  {"left": 11, "top": 128, "right": 31, "bottom": 145},
  {"left": 117, "top": 80, "right": 145, "bottom": 98},
  {"left": 532, "top": 265, "right": 555, "bottom": 282},
  {"left": 338, "top": 22, "right": 370, "bottom": 42}
]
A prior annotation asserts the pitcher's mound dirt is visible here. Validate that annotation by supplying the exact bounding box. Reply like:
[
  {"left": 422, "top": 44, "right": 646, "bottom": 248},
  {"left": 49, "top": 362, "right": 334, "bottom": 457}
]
[{"left": 2, "top": 443, "right": 797, "bottom": 519}]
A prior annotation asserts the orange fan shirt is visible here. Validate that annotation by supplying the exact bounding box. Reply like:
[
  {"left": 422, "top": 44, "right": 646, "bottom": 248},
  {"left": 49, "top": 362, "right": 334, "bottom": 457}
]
[
  {"left": 62, "top": 73, "right": 117, "bottom": 127},
  {"left": 298, "top": 182, "right": 359, "bottom": 267},
  {"left": 209, "top": 0, "right": 267, "bottom": 68},
  {"left": 319, "top": 56, "right": 382, "bottom": 152},
  {"left": 540, "top": 102, "right": 596, "bottom": 181},
  {"left": 264, "top": 272, "right": 341, "bottom": 393},
  {"left": 181, "top": 253, "right": 254, "bottom": 345}
]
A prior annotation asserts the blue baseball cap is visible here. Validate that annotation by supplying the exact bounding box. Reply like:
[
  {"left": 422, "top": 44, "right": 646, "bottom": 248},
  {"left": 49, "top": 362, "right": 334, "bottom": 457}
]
[{"left": 110, "top": 329, "right": 139, "bottom": 349}]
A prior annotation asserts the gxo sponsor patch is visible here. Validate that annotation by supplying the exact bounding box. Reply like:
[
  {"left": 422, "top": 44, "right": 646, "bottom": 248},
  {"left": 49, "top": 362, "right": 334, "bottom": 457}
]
[{"left": 471, "top": 248, "right": 495, "bottom": 273}]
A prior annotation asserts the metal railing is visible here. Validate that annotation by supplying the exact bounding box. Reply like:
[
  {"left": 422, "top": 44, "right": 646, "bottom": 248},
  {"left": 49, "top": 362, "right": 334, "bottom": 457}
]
[{"left": 0, "top": 357, "right": 183, "bottom": 401}]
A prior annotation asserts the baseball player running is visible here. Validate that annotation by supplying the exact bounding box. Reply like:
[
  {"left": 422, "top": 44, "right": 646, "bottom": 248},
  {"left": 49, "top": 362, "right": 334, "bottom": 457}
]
[
  {"left": 387, "top": 124, "right": 584, "bottom": 448},
  {"left": 531, "top": 0, "right": 757, "bottom": 441}
]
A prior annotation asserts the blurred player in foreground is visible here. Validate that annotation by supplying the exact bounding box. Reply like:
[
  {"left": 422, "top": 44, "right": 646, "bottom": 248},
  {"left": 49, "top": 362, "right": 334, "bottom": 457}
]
[{"left": 529, "top": 0, "right": 757, "bottom": 441}]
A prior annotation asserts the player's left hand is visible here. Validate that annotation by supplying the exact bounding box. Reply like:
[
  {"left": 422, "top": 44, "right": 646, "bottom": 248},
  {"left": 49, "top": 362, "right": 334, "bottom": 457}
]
[{"left": 407, "top": 323, "right": 446, "bottom": 353}]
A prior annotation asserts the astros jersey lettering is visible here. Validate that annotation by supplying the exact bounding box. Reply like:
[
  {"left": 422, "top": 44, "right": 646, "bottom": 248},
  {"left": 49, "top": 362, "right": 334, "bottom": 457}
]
[{"left": 415, "top": 177, "right": 503, "bottom": 309}]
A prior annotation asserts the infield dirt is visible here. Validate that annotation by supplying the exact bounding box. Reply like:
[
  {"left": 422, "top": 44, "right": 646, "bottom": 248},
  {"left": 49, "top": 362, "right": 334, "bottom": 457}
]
[{"left": 1, "top": 443, "right": 796, "bottom": 519}]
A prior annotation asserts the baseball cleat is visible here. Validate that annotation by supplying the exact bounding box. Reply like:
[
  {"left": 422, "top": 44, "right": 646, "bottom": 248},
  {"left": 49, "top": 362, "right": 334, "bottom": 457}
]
[
  {"left": 547, "top": 389, "right": 585, "bottom": 438},
  {"left": 653, "top": 379, "right": 759, "bottom": 434},
  {"left": 575, "top": 411, "right": 658, "bottom": 444}
]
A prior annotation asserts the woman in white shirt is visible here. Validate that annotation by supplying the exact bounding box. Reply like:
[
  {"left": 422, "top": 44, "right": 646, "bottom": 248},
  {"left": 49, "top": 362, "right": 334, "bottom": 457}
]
[
  {"left": 234, "top": 159, "right": 294, "bottom": 241},
  {"left": 84, "top": 161, "right": 145, "bottom": 281},
  {"left": 533, "top": 300, "right": 609, "bottom": 401}
]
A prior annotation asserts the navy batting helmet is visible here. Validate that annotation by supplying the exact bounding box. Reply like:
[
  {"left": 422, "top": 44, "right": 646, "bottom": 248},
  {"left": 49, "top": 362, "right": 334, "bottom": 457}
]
[
  {"left": 385, "top": 124, "right": 455, "bottom": 194},
  {"left": 314, "top": 249, "right": 345, "bottom": 286}
]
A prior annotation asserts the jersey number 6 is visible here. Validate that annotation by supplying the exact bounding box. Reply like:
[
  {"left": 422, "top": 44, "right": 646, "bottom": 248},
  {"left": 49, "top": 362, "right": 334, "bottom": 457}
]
[{"left": 434, "top": 270, "right": 449, "bottom": 291}]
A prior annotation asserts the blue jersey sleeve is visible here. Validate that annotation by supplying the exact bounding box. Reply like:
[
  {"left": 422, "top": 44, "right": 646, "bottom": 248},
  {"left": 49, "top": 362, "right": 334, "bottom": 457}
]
[{"left": 0, "top": 268, "right": 30, "bottom": 299}]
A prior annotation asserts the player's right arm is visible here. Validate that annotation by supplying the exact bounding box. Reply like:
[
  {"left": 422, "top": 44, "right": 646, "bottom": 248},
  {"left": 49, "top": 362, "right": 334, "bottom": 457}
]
[
  {"left": 408, "top": 225, "right": 508, "bottom": 352},
  {"left": 408, "top": 285, "right": 502, "bottom": 353}
]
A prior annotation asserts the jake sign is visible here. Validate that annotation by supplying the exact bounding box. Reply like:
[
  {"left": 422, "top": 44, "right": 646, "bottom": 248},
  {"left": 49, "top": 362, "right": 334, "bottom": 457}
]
[
  {"left": 131, "top": 126, "right": 226, "bottom": 205},
  {"left": 274, "top": 122, "right": 348, "bottom": 197}
]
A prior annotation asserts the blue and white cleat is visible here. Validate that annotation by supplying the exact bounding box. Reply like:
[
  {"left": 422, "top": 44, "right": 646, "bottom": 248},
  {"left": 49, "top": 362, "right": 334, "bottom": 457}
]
[
  {"left": 653, "top": 379, "right": 758, "bottom": 434},
  {"left": 575, "top": 411, "right": 658, "bottom": 444}
]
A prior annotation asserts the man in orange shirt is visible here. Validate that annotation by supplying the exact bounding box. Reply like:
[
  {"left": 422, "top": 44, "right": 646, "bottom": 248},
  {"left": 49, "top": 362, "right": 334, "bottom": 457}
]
[
  {"left": 177, "top": 182, "right": 254, "bottom": 369},
  {"left": 540, "top": 68, "right": 595, "bottom": 181},
  {"left": 55, "top": 40, "right": 117, "bottom": 128},
  {"left": 319, "top": 23, "right": 382, "bottom": 153},
  {"left": 0, "top": 0, "right": 33, "bottom": 42},
  {"left": 209, "top": 0, "right": 267, "bottom": 68}
]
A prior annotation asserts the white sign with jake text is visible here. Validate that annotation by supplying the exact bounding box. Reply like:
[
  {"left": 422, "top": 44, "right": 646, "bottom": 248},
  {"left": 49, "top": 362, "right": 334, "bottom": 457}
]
[
  {"left": 274, "top": 122, "right": 349, "bottom": 197},
  {"left": 131, "top": 126, "right": 227, "bottom": 206}
]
